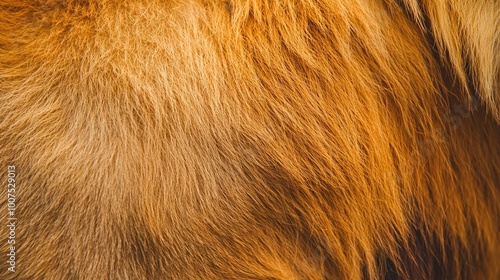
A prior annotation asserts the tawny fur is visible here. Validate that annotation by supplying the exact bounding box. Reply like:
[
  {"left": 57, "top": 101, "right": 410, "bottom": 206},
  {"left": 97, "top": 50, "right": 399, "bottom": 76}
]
[{"left": 0, "top": 0, "right": 499, "bottom": 279}]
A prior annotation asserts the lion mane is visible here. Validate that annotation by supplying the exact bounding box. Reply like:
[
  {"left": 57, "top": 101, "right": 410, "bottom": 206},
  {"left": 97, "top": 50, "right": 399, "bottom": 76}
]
[{"left": 1, "top": 0, "right": 499, "bottom": 279}]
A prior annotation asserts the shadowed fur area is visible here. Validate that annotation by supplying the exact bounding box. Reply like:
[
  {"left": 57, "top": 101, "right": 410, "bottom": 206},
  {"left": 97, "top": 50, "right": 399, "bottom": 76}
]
[{"left": 0, "top": 0, "right": 499, "bottom": 279}]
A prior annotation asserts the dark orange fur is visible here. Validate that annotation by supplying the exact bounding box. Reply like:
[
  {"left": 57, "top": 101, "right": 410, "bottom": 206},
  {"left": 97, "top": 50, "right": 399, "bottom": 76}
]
[{"left": 1, "top": 0, "right": 499, "bottom": 279}]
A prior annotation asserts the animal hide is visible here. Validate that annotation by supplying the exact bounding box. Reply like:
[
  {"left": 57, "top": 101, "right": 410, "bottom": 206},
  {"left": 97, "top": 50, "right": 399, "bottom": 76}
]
[{"left": 0, "top": 0, "right": 499, "bottom": 279}]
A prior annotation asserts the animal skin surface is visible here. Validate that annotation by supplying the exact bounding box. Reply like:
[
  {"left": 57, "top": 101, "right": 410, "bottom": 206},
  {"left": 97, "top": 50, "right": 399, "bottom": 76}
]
[{"left": 0, "top": 0, "right": 499, "bottom": 279}]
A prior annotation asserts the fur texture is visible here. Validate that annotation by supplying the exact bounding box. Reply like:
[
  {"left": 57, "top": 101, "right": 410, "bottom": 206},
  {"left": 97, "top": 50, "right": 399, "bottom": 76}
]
[{"left": 0, "top": 0, "right": 499, "bottom": 279}]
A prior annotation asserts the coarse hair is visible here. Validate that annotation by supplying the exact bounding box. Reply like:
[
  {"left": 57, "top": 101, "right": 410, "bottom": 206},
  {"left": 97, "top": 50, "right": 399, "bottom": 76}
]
[{"left": 1, "top": 0, "right": 499, "bottom": 279}]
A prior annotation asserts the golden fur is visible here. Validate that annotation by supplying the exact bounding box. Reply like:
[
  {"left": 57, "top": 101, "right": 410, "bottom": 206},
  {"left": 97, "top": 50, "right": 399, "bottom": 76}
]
[{"left": 0, "top": 0, "right": 499, "bottom": 279}]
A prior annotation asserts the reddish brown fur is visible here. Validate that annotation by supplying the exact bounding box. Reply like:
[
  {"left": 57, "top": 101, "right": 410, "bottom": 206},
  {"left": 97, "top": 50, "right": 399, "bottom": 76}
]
[{"left": 0, "top": 0, "right": 499, "bottom": 279}]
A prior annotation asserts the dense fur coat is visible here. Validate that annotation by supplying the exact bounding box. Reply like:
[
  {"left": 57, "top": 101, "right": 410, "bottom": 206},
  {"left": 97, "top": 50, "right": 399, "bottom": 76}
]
[{"left": 1, "top": 0, "right": 499, "bottom": 279}]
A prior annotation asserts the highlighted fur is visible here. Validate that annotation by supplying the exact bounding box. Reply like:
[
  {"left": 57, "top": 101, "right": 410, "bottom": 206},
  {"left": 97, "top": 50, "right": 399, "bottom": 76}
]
[{"left": 1, "top": 0, "right": 498, "bottom": 279}]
